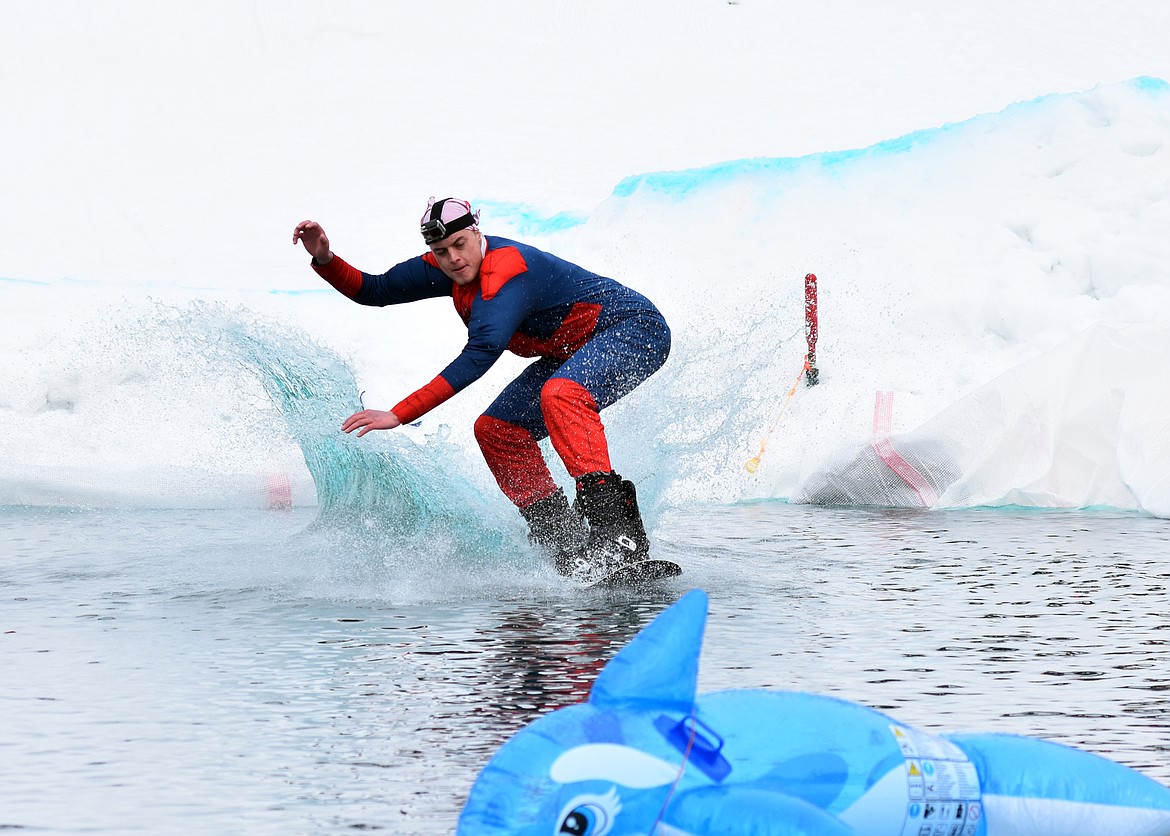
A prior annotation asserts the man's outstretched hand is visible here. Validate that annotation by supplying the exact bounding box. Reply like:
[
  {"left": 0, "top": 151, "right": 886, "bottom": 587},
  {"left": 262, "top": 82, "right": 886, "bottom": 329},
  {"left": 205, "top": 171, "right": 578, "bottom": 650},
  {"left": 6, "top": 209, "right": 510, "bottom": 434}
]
[
  {"left": 342, "top": 409, "right": 402, "bottom": 437},
  {"left": 293, "top": 220, "right": 333, "bottom": 265}
]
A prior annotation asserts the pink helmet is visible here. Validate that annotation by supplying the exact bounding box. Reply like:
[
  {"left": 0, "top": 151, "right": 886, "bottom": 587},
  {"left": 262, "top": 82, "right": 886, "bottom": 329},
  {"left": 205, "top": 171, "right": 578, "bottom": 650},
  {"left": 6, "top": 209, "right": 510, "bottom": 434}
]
[{"left": 420, "top": 196, "right": 480, "bottom": 244}]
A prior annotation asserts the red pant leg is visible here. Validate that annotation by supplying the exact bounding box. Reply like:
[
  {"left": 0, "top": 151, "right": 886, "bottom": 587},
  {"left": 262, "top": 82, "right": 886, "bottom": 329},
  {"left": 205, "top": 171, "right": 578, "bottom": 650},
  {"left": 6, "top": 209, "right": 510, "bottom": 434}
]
[
  {"left": 540, "top": 377, "right": 612, "bottom": 479},
  {"left": 473, "top": 414, "right": 559, "bottom": 509}
]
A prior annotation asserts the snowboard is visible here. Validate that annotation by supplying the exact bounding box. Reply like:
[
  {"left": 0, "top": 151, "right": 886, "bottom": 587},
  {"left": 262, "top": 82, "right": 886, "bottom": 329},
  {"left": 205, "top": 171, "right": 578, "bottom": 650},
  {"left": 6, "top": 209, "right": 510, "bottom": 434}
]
[{"left": 581, "top": 557, "right": 682, "bottom": 589}]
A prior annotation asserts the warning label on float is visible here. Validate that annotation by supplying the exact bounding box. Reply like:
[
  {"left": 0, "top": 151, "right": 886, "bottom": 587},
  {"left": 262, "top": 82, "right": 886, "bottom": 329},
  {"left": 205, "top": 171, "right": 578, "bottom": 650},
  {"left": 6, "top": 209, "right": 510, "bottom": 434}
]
[{"left": 890, "top": 725, "right": 982, "bottom": 836}]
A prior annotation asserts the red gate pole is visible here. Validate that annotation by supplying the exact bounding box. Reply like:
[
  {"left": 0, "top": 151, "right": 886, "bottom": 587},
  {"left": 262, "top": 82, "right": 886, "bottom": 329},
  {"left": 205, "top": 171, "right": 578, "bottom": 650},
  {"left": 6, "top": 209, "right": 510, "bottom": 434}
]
[{"left": 804, "top": 273, "right": 819, "bottom": 386}]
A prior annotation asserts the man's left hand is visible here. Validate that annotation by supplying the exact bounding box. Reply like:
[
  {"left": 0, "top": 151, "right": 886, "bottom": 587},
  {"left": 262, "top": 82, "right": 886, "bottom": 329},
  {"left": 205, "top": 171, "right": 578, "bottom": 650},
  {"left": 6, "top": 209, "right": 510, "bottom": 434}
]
[{"left": 342, "top": 409, "right": 402, "bottom": 437}]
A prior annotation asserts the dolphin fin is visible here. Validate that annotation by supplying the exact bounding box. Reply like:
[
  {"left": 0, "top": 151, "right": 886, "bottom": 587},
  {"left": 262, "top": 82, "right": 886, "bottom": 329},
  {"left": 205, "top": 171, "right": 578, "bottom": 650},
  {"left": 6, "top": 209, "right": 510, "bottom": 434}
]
[{"left": 589, "top": 588, "right": 708, "bottom": 711}]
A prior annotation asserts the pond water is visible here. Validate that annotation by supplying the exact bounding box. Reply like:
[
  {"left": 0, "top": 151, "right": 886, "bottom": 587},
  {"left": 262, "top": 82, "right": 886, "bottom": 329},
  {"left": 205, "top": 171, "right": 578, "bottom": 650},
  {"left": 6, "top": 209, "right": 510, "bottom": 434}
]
[{"left": 2, "top": 502, "right": 1168, "bottom": 833}]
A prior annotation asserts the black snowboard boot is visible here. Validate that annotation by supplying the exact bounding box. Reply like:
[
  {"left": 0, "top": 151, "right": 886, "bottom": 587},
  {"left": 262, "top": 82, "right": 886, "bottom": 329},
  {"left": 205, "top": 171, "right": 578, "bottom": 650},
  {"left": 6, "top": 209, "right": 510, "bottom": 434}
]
[
  {"left": 518, "top": 488, "right": 587, "bottom": 576},
  {"left": 574, "top": 471, "right": 650, "bottom": 577}
]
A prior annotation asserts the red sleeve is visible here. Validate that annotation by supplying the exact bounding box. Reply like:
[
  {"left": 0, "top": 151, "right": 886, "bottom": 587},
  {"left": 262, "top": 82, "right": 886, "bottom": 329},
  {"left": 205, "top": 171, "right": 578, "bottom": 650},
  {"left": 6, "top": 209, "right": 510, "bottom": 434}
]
[
  {"left": 312, "top": 255, "right": 363, "bottom": 299},
  {"left": 391, "top": 375, "right": 457, "bottom": 424}
]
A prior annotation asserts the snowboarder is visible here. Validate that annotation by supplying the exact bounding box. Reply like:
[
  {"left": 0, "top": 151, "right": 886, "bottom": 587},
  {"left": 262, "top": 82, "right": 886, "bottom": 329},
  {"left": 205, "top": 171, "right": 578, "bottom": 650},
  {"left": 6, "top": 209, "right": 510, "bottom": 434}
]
[{"left": 292, "top": 198, "right": 670, "bottom": 582}]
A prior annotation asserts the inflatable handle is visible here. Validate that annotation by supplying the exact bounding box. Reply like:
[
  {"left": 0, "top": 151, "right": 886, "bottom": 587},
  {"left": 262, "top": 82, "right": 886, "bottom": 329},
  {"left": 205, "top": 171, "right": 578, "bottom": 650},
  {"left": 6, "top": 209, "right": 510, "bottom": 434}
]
[{"left": 655, "top": 714, "right": 733, "bottom": 782}]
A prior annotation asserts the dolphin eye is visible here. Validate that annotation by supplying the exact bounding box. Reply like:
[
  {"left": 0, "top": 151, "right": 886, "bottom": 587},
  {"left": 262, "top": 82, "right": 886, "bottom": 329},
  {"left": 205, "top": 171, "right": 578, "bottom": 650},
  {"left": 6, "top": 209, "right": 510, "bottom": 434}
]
[
  {"left": 559, "top": 808, "right": 592, "bottom": 835},
  {"left": 554, "top": 790, "right": 621, "bottom": 836}
]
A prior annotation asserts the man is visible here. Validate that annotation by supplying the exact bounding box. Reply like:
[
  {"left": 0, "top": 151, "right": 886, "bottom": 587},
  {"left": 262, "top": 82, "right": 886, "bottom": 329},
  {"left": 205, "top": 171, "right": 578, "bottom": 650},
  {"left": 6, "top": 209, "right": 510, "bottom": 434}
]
[{"left": 292, "top": 198, "right": 670, "bottom": 581}]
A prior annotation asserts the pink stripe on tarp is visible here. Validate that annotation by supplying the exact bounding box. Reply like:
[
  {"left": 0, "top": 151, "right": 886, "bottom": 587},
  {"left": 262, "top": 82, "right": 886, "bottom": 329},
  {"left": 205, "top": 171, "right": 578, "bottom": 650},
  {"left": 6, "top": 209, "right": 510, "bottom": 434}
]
[
  {"left": 872, "top": 390, "right": 894, "bottom": 437},
  {"left": 871, "top": 391, "right": 938, "bottom": 506}
]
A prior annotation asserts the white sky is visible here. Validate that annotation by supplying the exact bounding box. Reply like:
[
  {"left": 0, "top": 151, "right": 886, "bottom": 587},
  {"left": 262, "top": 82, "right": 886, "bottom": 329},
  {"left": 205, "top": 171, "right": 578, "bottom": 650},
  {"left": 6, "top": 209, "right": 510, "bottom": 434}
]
[{"left": 3, "top": 1, "right": 1169, "bottom": 287}]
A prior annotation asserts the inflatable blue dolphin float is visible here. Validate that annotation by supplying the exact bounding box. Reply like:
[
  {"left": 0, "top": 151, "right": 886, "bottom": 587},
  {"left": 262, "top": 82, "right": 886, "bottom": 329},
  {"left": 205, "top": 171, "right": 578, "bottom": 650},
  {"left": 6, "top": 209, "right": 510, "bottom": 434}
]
[{"left": 458, "top": 589, "right": 1170, "bottom": 835}]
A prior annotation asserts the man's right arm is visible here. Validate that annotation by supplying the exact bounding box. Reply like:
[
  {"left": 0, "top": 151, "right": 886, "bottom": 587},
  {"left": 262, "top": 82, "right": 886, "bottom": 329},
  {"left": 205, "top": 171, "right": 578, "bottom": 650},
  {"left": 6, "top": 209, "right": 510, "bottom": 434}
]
[
  {"left": 294, "top": 219, "right": 450, "bottom": 305},
  {"left": 312, "top": 254, "right": 364, "bottom": 298},
  {"left": 314, "top": 255, "right": 451, "bottom": 306}
]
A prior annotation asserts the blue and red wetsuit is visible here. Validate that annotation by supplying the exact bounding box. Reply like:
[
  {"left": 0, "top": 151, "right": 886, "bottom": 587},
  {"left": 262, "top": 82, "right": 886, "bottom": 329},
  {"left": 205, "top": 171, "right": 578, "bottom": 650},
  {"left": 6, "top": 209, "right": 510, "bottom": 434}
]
[{"left": 313, "top": 235, "right": 670, "bottom": 509}]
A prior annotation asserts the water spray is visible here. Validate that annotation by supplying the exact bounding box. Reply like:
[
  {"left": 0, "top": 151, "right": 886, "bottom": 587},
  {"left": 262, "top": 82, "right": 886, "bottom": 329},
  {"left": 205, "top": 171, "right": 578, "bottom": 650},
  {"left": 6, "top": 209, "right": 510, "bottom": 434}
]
[
  {"left": 744, "top": 358, "right": 810, "bottom": 474},
  {"left": 744, "top": 273, "right": 820, "bottom": 474}
]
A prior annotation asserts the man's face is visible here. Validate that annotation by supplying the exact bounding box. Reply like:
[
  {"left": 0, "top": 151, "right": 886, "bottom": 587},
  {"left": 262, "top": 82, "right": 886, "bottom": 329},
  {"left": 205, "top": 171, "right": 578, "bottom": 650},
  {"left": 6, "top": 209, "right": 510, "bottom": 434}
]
[{"left": 428, "top": 229, "right": 483, "bottom": 286}]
